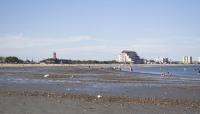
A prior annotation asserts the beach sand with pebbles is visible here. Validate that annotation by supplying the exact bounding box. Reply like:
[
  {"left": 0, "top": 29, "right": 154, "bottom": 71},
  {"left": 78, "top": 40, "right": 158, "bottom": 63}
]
[{"left": 0, "top": 64, "right": 200, "bottom": 114}]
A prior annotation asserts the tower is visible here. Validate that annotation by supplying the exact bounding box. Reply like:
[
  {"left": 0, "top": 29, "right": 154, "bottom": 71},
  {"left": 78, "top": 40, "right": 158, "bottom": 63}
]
[{"left": 53, "top": 52, "right": 57, "bottom": 60}]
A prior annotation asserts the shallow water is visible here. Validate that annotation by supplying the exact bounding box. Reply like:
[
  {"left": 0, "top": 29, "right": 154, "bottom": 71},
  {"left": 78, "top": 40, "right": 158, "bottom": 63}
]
[
  {"left": 0, "top": 66, "right": 200, "bottom": 100},
  {"left": 0, "top": 67, "right": 67, "bottom": 74},
  {"left": 0, "top": 76, "right": 83, "bottom": 84},
  {"left": 1, "top": 75, "right": 200, "bottom": 100},
  {"left": 123, "top": 65, "right": 200, "bottom": 78}
]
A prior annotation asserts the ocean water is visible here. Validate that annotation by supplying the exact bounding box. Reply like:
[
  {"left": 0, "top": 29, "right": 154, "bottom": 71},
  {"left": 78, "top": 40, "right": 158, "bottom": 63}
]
[{"left": 129, "top": 65, "right": 200, "bottom": 77}]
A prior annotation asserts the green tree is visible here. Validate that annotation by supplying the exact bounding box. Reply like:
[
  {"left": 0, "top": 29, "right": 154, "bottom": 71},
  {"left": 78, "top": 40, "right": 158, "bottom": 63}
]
[
  {"left": 0, "top": 56, "right": 5, "bottom": 63},
  {"left": 5, "top": 56, "right": 20, "bottom": 63}
]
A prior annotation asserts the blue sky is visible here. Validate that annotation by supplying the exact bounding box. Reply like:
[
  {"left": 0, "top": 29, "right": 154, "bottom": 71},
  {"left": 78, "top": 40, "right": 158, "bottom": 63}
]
[{"left": 0, "top": 0, "right": 200, "bottom": 61}]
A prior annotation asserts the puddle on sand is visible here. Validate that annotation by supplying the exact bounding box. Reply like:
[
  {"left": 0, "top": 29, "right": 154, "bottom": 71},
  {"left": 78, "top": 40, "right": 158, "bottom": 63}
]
[{"left": 0, "top": 76, "right": 81, "bottom": 84}]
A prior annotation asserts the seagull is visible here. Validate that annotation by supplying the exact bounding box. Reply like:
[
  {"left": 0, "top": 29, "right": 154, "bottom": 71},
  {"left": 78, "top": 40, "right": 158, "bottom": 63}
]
[
  {"left": 70, "top": 75, "right": 74, "bottom": 79},
  {"left": 44, "top": 74, "right": 49, "bottom": 78},
  {"left": 97, "top": 95, "right": 102, "bottom": 99}
]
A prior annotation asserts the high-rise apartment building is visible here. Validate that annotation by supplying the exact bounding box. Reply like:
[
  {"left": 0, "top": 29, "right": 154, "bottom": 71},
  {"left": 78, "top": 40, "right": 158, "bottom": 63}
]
[
  {"left": 118, "top": 50, "right": 143, "bottom": 64},
  {"left": 182, "top": 56, "right": 192, "bottom": 64}
]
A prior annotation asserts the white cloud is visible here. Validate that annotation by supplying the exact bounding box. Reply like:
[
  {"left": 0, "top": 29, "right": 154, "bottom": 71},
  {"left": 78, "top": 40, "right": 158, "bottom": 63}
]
[
  {"left": 0, "top": 34, "right": 95, "bottom": 49},
  {"left": 0, "top": 34, "right": 199, "bottom": 61},
  {"left": 0, "top": 34, "right": 101, "bottom": 60}
]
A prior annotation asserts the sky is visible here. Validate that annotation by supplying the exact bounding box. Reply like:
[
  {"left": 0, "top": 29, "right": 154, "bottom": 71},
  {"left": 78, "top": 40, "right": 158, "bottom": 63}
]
[{"left": 0, "top": 0, "right": 200, "bottom": 61}]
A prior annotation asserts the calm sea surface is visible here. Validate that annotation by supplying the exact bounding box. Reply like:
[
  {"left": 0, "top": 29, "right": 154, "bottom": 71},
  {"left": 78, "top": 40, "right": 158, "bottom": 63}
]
[{"left": 130, "top": 65, "right": 200, "bottom": 77}]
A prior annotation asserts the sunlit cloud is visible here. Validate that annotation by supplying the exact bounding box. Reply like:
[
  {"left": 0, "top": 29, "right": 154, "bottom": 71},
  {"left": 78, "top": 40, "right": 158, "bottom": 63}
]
[{"left": 0, "top": 34, "right": 95, "bottom": 49}]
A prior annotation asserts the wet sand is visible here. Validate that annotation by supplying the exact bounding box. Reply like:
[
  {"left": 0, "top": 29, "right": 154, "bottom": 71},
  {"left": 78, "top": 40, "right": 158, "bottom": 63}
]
[{"left": 0, "top": 65, "right": 200, "bottom": 114}]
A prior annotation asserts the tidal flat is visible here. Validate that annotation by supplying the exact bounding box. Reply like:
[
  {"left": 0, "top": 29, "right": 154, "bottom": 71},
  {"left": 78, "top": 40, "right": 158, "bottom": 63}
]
[{"left": 0, "top": 65, "right": 200, "bottom": 114}]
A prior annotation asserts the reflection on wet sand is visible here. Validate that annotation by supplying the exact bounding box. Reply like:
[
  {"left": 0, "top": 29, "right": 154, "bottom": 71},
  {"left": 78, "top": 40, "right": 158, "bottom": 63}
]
[{"left": 0, "top": 65, "right": 200, "bottom": 113}]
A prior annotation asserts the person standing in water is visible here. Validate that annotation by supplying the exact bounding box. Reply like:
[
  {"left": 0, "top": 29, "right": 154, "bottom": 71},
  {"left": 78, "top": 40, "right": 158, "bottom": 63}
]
[{"left": 129, "top": 67, "right": 133, "bottom": 72}]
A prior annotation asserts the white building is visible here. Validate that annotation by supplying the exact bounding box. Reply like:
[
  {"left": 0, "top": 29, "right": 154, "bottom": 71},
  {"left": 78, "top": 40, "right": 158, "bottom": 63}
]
[
  {"left": 118, "top": 50, "right": 143, "bottom": 64},
  {"left": 154, "top": 57, "right": 169, "bottom": 64},
  {"left": 182, "top": 56, "right": 192, "bottom": 64},
  {"left": 198, "top": 57, "right": 200, "bottom": 63}
]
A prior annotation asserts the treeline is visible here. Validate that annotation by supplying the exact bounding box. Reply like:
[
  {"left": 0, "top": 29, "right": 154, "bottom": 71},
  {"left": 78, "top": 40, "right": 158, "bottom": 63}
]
[
  {"left": 60, "top": 59, "right": 119, "bottom": 64},
  {"left": 0, "top": 56, "right": 119, "bottom": 64},
  {"left": 40, "top": 58, "right": 119, "bottom": 64},
  {"left": 0, "top": 56, "right": 24, "bottom": 64}
]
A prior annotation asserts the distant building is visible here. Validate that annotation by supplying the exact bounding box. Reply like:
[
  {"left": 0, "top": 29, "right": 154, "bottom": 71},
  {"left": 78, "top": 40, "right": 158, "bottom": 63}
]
[
  {"left": 198, "top": 57, "right": 200, "bottom": 63},
  {"left": 40, "top": 52, "right": 59, "bottom": 64},
  {"left": 118, "top": 50, "right": 143, "bottom": 64},
  {"left": 53, "top": 52, "right": 57, "bottom": 60},
  {"left": 162, "top": 58, "right": 169, "bottom": 64},
  {"left": 182, "top": 56, "right": 192, "bottom": 64},
  {"left": 146, "top": 59, "right": 156, "bottom": 64},
  {"left": 155, "top": 57, "right": 161, "bottom": 64},
  {"left": 154, "top": 57, "right": 169, "bottom": 64}
]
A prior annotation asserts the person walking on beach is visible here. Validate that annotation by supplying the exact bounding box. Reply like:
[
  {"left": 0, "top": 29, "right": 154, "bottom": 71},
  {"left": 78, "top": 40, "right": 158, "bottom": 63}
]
[
  {"left": 194, "top": 68, "right": 200, "bottom": 75},
  {"left": 129, "top": 67, "right": 133, "bottom": 72}
]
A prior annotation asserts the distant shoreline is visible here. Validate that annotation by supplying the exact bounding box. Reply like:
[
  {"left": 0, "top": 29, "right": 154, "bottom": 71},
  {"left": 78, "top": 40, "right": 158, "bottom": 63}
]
[
  {"left": 0, "top": 63, "right": 119, "bottom": 67},
  {"left": 0, "top": 63, "right": 199, "bottom": 67},
  {"left": 131, "top": 64, "right": 200, "bottom": 67}
]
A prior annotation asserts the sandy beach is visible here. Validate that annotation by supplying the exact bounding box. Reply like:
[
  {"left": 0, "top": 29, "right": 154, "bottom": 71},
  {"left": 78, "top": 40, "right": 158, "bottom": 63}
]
[{"left": 0, "top": 65, "right": 200, "bottom": 114}]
